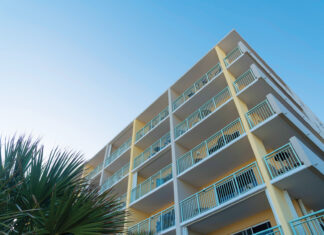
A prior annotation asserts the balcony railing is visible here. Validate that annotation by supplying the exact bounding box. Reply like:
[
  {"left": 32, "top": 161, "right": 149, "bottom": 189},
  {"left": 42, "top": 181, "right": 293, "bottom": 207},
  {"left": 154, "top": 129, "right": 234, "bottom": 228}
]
[
  {"left": 233, "top": 69, "right": 257, "bottom": 93},
  {"left": 172, "top": 63, "right": 222, "bottom": 111},
  {"left": 177, "top": 118, "right": 245, "bottom": 175},
  {"left": 264, "top": 143, "right": 303, "bottom": 179},
  {"left": 128, "top": 205, "right": 175, "bottom": 234},
  {"left": 224, "top": 46, "right": 243, "bottom": 66},
  {"left": 100, "top": 162, "right": 130, "bottom": 193},
  {"left": 246, "top": 99, "right": 275, "bottom": 129},
  {"left": 135, "top": 107, "right": 169, "bottom": 142},
  {"left": 290, "top": 209, "right": 324, "bottom": 235},
  {"left": 174, "top": 87, "right": 232, "bottom": 139},
  {"left": 133, "top": 132, "right": 171, "bottom": 170},
  {"left": 117, "top": 193, "right": 127, "bottom": 209},
  {"left": 180, "top": 162, "right": 263, "bottom": 222},
  {"left": 131, "top": 164, "right": 172, "bottom": 203},
  {"left": 86, "top": 162, "right": 103, "bottom": 180},
  {"left": 253, "top": 225, "right": 283, "bottom": 235},
  {"left": 105, "top": 138, "right": 132, "bottom": 167}
]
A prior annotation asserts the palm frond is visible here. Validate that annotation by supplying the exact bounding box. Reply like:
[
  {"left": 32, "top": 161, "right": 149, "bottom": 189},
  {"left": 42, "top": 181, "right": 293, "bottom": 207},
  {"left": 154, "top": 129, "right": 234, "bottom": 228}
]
[{"left": 0, "top": 135, "right": 127, "bottom": 234}]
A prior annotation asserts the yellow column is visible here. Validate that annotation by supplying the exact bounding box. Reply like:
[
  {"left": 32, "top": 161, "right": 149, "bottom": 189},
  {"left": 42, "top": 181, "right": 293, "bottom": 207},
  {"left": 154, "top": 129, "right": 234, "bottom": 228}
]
[
  {"left": 125, "top": 119, "right": 148, "bottom": 230},
  {"left": 215, "top": 46, "right": 295, "bottom": 235}
]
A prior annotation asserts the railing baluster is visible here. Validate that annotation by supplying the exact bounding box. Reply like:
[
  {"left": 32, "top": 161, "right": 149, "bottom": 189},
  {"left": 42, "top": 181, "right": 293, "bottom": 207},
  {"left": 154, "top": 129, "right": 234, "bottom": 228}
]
[
  {"left": 180, "top": 162, "right": 263, "bottom": 222},
  {"left": 172, "top": 63, "right": 222, "bottom": 111},
  {"left": 264, "top": 143, "right": 303, "bottom": 179},
  {"left": 174, "top": 87, "right": 231, "bottom": 139},
  {"left": 177, "top": 118, "right": 245, "bottom": 175},
  {"left": 246, "top": 99, "right": 275, "bottom": 129}
]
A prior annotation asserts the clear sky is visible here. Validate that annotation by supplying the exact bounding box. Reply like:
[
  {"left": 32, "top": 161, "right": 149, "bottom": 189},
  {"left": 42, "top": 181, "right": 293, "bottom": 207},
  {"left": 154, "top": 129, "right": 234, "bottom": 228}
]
[{"left": 1, "top": 1, "right": 323, "bottom": 160}]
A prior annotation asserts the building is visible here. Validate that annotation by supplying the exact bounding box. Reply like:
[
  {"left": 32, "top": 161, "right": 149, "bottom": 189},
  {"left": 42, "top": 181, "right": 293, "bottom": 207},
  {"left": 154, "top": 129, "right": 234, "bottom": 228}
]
[{"left": 83, "top": 30, "right": 324, "bottom": 235}]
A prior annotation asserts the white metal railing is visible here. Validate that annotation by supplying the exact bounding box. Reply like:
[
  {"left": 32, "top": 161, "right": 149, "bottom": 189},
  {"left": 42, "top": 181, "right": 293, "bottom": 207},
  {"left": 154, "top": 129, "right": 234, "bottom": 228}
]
[
  {"left": 233, "top": 69, "right": 257, "bottom": 93},
  {"left": 117, "top": 193, "right": 127, "bottom": 209},
  {"left": 86, "top": 162, "right": 103, "bottom": 180},
  {"left": 100, "top": 162, "right": 129, "bottom": 193},
  {"left": 180, "top": 162, "right": 263, "bottom": 222},
  {"left": 133, "top": 132, "right": 171, "bottom": 169},
  {"left": 264, "top": 143, "right": 303, "bottom": 179},
  {"left": 246, "top": 99, "right": 275, "bottom": 129},
  {"left": 131, "top": 164, "right": 172, "bottom": 202},
  {"left": 224, "top": 46, "right": 243, "bottom": 66},
  {"left": 105, "top": 138, "right": 131, "bottom": 167},
  {"left": 135, "top": 107, "right": 169, "bottom": 142},
  {"left": 290, "top": 209, "right": 324, "bottom": 234},
  {"left": 174, "top": 87, "right": 231, "bottom": 138},
  {"left": 128, "top": 205, "right": 175, "bottom": 234},
  {"left": 172, "top": 63, "right": 222, "bottom": 111},
  {"left": 177, "top": 118, "right": 245, "bottom": 175}
]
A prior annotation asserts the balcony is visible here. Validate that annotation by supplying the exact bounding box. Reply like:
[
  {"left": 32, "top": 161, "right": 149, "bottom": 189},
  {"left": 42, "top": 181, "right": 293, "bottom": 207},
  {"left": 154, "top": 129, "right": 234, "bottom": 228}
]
[
  {"left": 135, "top": 106, "right": 169, "bottom": 143},
  {"left": 104, "top": 137, "right": 131, "bottom": 168},
  {"left": 128, "top": 205, "right": 175, "bottom": 235},
  {"left": 233, "top": 64, "right": 280, "bottom": 108},
  {"left": 263, "top": 137, "right": 324, "bottom": 210},
  {"left": 133, "top": 132, "right": 171, "bottom": 171},
  {"left": 174, "top": 86, "right": 232, "bottom": 139},
  {"left": 246, "top": 99, "right": 275, "bottom": 129},
  {"left": 117, "top": 193, "right": 127, "bottom": 209},
  {"left": 264, "top": 143, "right": 303, "bottom": 179},
  {"left": 290, "top": 209, "right": 324, "bottom": 234},
  {"left": 130, "top": 164, "right": 173, "bottom": 213},
  {"left": 86, "top": 162, "right": 103, "bottom": 180},
  {"left": 100, "top": 162, "right": 129, "bottom": 194},
  {"left": 177, "top": 118, "right": 253, "bottom": 187},
  {"left": 245, "top": 94, "right": 324, "bottom": 157},
  {"left": 224, "top": 46, "right": 243, "bottom": 67},
  {"left": 180, "top": 162, "right": 263, "bottom": 222},
  {"left": 224, "top": 43, "right": 255, "bottom": 79},
  {"left": 172, "top": 63, "right": 223, "bottom": 111},
  {"left": 233, "top": 68, "right": 257, "bottom": 94}
]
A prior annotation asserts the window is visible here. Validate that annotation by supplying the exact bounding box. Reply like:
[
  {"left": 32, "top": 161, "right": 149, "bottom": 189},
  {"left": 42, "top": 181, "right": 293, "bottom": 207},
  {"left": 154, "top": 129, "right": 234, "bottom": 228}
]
[{"left": 232, "top": 221, "right": 271, "bottom": 235}]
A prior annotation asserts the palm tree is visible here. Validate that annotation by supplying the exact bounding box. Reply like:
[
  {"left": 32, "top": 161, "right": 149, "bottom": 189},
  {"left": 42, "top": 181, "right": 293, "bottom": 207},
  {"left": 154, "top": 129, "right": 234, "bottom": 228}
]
[{"left": 0, "top": 136, "right": 126, "bottom": 234}]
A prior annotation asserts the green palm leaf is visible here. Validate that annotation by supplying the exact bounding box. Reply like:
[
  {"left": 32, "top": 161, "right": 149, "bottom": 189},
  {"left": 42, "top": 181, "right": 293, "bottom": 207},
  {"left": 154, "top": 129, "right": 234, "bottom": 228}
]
[{"left": 0, "top": 135, "right": 127, "bottom": 234}]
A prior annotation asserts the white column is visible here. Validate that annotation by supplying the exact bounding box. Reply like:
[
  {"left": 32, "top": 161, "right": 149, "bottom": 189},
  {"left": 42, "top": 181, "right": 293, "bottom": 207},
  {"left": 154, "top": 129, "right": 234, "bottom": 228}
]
[
  {"left": 265, "top": 189, "right": 281, "bottom": 226},
  {"left": 168, "top": 88, "right": 182, "bottom": 235},
  {"left": 100, "top": 144, "right": 111, "bottom": 186}
]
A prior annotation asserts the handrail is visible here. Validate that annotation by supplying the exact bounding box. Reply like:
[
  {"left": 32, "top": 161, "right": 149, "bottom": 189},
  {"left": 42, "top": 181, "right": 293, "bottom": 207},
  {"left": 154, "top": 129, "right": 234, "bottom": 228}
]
[
  {"left": 246, "top": 99, "right": 275, "bottom": 129},
  {"left": 128, "top": 205, "right": 175, "bottom": 234},
  {"left": 174, "top": 86, "right": 232, "bottom": 139},
  {"left": 233, "top": 69, "right": 257, "bottom": 93},
  {"left": 135, "top": 106, "right": 169, "bottom": 142},
  {"left": 133, "top": 132, "right": 171, "bottom": 169},
  {"left": 253, "top": 225, "right": 283, "bottom": 235},
  {"left": 100, "top": 162, "right": 130, "bottom": 193},
  {"left": 177, "top": 118, "right": 245, "bottom": 175},
  {"left": 117, "top": 193, "right": 127, "bottom": 209},
  {"left": 224, "top": 46, "right": 243, "bottom": 66},
  {"left": 180, "top": 162, "right": 263, "bottom": 222},
  {"left": 105, "top": 137, "right": 131, "bottom": 167},
  {"left": 172, "top": 63, "right": 222, "bottom": 111},
  {"left": 264, "top": 143, "right": 303, "bottom": 179},
  {"left": 290, "top": 209, "right": 324, "bottom": 234},
  {"left": 131, "top": 163, "right": 172, "bottom": 202},
  {"left": 86, "top": 162, "right": 103, "bottom": 180}
]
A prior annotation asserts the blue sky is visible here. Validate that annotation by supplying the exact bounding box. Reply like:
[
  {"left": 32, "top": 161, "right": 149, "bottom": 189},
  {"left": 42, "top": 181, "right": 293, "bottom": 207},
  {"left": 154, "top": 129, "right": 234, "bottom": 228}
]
[{"left": 1, "top": 1, "right": 323, "bottom": 159}]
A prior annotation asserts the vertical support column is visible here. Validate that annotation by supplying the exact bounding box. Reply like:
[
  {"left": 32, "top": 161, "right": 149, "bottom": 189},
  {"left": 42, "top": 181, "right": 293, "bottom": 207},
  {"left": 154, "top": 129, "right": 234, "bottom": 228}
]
[
  {"left": 168, "top": 88, "right": 182, "bottom": 235},
  {"left": 126, "top": 120, "right": 143, "bottom": 207},
  {"left": 124, "top": 119, "right": 145, "bottom": 232},
  {"left": 99, "top": 144, "right": 111, "bottom": 186},
  {"left": 215, "top": 45, "right": 295, "bottom": 235}
]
